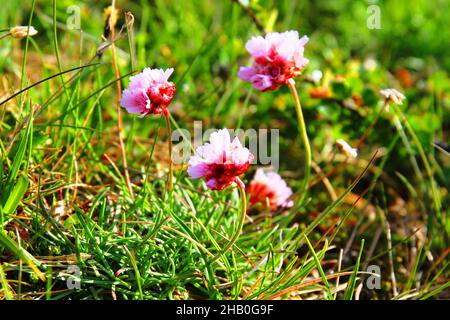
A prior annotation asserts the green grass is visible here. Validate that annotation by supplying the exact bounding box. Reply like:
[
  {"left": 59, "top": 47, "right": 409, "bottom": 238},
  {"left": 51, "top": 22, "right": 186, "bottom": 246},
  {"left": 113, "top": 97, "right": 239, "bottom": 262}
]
[{"left": 0, "top": 0, "right": 449, "bottom": 300}]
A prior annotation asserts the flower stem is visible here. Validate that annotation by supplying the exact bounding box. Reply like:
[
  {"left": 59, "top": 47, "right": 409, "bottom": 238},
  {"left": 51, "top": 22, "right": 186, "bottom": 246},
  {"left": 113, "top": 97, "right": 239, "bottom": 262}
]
[
  {"left": 355, "top": 99, "right": 389, "bottom": 149},
  {"left": 0, "top": 32, "right": 11, "bottom": 40},
  {"left": 287, "top": 78, "right": 311, "bottom": 202},
  {"left": 110, "top": 0, "right": 133, "bottom": 199},
  {"left": 211, "top": 177, "right": 247, "bottom": 262},
  {"left": 163, "top": 111, "right": 173, "bottom": 192}
]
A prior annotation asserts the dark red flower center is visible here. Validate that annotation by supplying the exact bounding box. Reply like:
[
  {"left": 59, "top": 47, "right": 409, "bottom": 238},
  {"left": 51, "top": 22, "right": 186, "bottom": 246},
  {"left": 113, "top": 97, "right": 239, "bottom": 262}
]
[
  {"left": 248, "top": 181, "right": 277, "bottom": 210},
  {"left": 254, "top": 48, "right": 303, "bottom": 90},
  {"left": 144, "top": 82, "right": 176, "bottom": 115},
  {"left": 205, "top": 162, "right": 251, "bottom": 190}
]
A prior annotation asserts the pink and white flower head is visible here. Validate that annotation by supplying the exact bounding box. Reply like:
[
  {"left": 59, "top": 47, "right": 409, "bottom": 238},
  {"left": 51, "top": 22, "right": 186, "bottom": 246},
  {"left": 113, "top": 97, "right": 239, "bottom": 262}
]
[
  {"left": 120, "top": 68, "right": 176, "bottom": 117},
  {"left": 247, "top": 169, "right": 294, "bottom": 211},
  {"left": 187, "top": 129, "right": 254, "bottom": 191},
  {"left": 238, "top": 30, "right": 309, "bottom": 91},
  {"left": 380, "top": 88, "right": 405, "bottom": 105}
]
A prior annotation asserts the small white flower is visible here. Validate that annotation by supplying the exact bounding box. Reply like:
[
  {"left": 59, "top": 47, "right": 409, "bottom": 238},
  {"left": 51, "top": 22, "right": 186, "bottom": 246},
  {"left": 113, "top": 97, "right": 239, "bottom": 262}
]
[
  {"left": 336, "top": 139, "right": 358, "bottom": 158},
  {"left": 363, "top": 58, "right": 377, "bottom": 71},
  {"left": 380, "top": 88, "right": 405, "bottom": 105},
  {"left": 54, "top": 200, "right": 65, "bottom": 216},
  {"left": 311, "top": 70, "right": 323, "bottom": 84},
  {"left": 10, "top": 26, "right": 38, "bottom": 39}
]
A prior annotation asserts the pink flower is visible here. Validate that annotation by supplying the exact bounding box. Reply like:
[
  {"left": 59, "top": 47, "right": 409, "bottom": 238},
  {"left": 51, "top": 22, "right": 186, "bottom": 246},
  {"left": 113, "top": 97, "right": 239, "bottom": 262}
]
[
  {"left": 120, "top": 68, "right": 176, "bottom": 117},
  {"left": 238, "top": 31, "right": 309, "bottom": 91},
  {"left": 247, "top": 169, "right": 294, "bottom": 211},
  {"left": 188, "top": 129, "right": 254, "bottom": 190}
]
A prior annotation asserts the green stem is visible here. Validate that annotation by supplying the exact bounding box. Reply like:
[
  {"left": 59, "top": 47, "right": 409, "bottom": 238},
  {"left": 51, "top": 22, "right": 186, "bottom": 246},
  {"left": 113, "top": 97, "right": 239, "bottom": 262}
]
[
  {"left": 211, "top": 177, "right": 247, "bottom": 262},
  {"left": 0, "top": 32, "right": 11, "bottom": 40},
  {"left": 19, "top": 0, "right": 36, "bottom": 108},
  {"left": 391, "top": 104, "right": 443, "bottom": 227},
  {"left": 163, "top": 111, "right": 173, "bottom": 192},
  {"left": 287, "top": 78, "right": 311, "bottom": 203},
  {"left": 356, "top": 99, "right": 389, "bottom": 149}
]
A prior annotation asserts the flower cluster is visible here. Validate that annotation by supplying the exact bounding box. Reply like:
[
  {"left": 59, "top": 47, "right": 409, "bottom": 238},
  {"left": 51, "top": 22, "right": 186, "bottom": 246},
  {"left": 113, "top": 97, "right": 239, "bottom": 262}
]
[
  {"left": 238, "top": 31, "right": 309, "bottom": 91},
  {"left": 120, "top": 68, "right": 176, "bottom": 117},
  {"left": 247, "top": 169, "right": 294, "bottom": 211},
  {"left": 120, "top": 28, "right": 405, "bottom": 216},
  {"left": 187, "top": 129, "right": 254, "bottom": 190},
  {"left": 120, "top": 31, "right": 310, "bottom": 196},
  {"left": 380, "top": 88, "right": 405, "bottom": 105}
]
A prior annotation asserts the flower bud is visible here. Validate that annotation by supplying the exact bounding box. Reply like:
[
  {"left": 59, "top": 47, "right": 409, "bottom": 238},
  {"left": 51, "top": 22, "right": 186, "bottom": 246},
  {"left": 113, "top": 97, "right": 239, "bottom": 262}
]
[{"left": 10, "top": 26, "right": 38, "bottom": 39}]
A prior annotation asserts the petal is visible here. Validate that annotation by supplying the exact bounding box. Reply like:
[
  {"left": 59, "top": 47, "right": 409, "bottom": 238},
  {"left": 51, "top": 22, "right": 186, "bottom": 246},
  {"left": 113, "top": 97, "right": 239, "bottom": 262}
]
[
  {"left": 253, "top": 168, "right": 267, "bottom": 182},
  {"left": 284, "top": 199, "right": 294, "bottom": 208},
  {"left": 230, "top": 146, "right": 253, "bottom": 165},
  {"left": 120, "top": 88, "right": 149, "bottom": 114},
  {"left": 231, "top": 136, "right": 243, "bottom": 149},
  {"left": 128, "top": 70, "right": 152, "bottom": 90},
  {"left": 238, "top": 66, "right": 257, "bottom": 82},
  {"left": 265, "top": 32, "right": 283, "bottom": 47},
  {"left": 251, "top": 74, "right": 274, "bottom": 91},
  {"left": 209, "top": 129, "right": 231, "bottom": 147},
  {"left": 163, "top": 68, "right": 174, "bottom": 82},
  {"left": 298, "top": 35, "right": 309, "bottom": 47},
  {"left": 208, "top": 129, "right": 231, "bottom": 162},
  {"left": 206, "top": 178, "right": 219, "bottom": 190},
  {"left": 187, "top": 162, "right": 209, "bottom": 179},
  {"left": 245, "top": 36, "right": 269, "bottom": 57}
]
